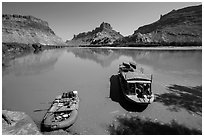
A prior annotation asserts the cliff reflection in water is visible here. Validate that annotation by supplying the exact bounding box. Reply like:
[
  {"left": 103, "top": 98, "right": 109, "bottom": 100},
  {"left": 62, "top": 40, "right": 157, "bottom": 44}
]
[
  {"left": 3, "top": 49, "right": 64, "bottom": 76},
  {"left": 68, "top": 48, "right": 201, "bottom": 77},
  {"left": 67, "top": 48, "right": 121, "bottom": 67}
]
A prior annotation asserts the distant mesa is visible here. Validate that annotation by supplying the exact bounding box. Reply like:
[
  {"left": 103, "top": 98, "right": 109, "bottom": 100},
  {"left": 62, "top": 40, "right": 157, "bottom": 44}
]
[
  {"left": 66, "top": 22, "right": 123, "bottom": 46},
  {"left": 2, "top": 14, "right": 65, "bottom": 45}
]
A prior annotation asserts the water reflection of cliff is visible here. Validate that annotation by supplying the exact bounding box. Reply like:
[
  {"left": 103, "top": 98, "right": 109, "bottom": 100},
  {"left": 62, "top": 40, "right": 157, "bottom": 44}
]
[
  {"left": 67, "top": 48, "right": 121, "bottom": 67},
  {"left": 67, "top": 48, "right": 201, "bottom": 76},
  {"left": 109, "top": 49, "right": 201, "bottom": 74},
  {"left": 3, "top": 49, "right": 64, "bottom": 76}
]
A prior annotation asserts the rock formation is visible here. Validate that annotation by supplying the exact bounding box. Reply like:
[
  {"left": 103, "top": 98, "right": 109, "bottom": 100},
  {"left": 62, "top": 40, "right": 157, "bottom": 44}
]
[
  {"left": 2, "top": 14, "right": 65, "bottom": 45},
  {"left": 116, "top": 5, "right": 202, "bottom": 46},
  {"left": 2, "top": 110, "right": 41, "bottom": 135},
  {"left": 66, "top": 22, "right": 123, "bottom": 46}
]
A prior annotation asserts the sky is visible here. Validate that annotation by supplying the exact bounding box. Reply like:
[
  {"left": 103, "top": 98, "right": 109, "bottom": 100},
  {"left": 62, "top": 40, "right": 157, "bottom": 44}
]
[{"left": 2, "top": 2, "right": 201, "bottom": 41}]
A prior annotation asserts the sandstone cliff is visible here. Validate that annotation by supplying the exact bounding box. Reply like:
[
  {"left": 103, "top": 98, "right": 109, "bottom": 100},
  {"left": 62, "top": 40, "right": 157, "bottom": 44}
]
[
  {"left": 66, "top": 22, "right": 123, "bottom": 46},
  {"left": 116, "top": 5, "right": 202, "bottom": 46},
  {"left": 2, "top": 14, "right": 65, "bottom": 45}
]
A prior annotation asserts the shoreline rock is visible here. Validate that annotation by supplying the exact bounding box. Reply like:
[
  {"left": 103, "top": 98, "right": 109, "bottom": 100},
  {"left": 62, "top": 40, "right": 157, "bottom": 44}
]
[{"left": 2, "top": 110, "right": 41, "bottom": 135}]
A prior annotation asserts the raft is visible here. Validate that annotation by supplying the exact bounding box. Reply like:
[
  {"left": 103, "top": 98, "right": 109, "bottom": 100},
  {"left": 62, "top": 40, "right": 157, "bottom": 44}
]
[{"left": 41, "top": 90, "right": 79, "bottom": 131}]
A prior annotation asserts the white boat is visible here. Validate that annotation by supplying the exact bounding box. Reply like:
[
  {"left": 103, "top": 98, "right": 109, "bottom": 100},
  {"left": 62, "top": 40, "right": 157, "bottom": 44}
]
[{"left": 118, "top": 62, "right": 154, "bottom": 104}]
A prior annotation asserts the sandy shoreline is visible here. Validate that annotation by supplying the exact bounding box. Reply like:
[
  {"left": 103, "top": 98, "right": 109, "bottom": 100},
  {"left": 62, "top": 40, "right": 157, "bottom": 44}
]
[{"left": 73, "top": 46, "right": 202, "bottom": 50}]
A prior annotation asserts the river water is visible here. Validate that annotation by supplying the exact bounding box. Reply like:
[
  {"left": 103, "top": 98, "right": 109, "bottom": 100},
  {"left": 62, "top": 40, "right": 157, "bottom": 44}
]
[{"left": 2, "top": 47, "right": 202, "bottom": 134}]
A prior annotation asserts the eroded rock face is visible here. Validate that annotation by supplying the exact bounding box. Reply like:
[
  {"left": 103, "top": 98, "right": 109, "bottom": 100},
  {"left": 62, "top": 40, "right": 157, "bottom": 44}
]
[
  {"left": 66, "top": 22, "right": 123, "bottom": 46},
  {"left": 99, "top": 22, "right": 113, "bottom": 30},
  {"left": 117, "top": 5, "right": 202, "bottom": 45},
  {"left": 2, "top": 14, "right": 65, "bottom": 45},
  {"left": 2, "top": 110, "right": 41, "bottom": 135}
]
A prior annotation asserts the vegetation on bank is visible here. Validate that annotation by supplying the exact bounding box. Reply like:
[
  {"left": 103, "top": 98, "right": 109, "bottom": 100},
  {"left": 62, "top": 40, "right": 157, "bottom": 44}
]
[
  {"left": 2, "top": 41, "right": 201, "bottom": 68},
  {"left": 2, "top": 42, "right": 65, "bottom": 68},
  {"left": 2, "top": 42, "right": 65, "bottom": 55},
  {"left": 77, "top": 41, "right": 202, "bottom": 47},
  {"left": 107, "top": 114, "right": 201, "bottom": 135},
  {"left": 2, "top": 41, "right": 201, "bottom": 67},
  {"left": 2, "top": 41, "right": 201, "bottom": 66},
  {"left": 2, "top": 42, "right": 33, "bottom": 66}
]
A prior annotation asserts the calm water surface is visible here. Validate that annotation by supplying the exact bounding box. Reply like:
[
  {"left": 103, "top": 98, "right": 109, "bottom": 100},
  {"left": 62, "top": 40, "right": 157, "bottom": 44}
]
[{"left": 2, "top": 48, "right": 202, "bottom": 134}]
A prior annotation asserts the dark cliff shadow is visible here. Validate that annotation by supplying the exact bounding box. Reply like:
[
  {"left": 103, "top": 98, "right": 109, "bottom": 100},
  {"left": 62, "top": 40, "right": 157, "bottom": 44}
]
[
  {"left": 155, "top": 84, "right": 202, "bottom": 115},
  {"left": 107, "top": 114, "right": 201, "bottom": 135},
  {"left": 109, "top": 75, "right": 148, "bottom": 112}
]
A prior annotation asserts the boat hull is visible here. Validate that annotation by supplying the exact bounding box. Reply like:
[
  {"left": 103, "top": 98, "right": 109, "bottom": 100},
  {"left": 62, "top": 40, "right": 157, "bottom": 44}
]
[
  {"left": 124, "top": 93, "right": 154, "bottom": 104},
  {"left": 118, "top": 72, "right": 154, "bottom": 105},
  {"left": 42, "top": 110, "right": 78, "bottom": 131}
]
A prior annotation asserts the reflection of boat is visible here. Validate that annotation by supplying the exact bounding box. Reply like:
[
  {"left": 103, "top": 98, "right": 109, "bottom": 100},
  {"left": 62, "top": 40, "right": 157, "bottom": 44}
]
[
  {"left": 118, "top": 62, "right": 154, "bottom": 104},
  {"left": 41, "top": 91, "right": 79, "bottom": 131}
]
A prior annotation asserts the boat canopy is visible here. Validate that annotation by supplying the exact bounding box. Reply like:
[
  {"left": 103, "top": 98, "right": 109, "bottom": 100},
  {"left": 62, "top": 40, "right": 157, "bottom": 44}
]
[
  {"left": 125, "top": 72, "right": 152, "bottom": 81},
  {"left": 127, "top": 80, "right": 151, "bottom": 83}
]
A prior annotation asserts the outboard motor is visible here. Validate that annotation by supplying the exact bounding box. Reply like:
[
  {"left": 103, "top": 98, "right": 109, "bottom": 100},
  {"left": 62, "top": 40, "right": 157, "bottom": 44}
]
[
  {"left": 123, "top": 62, "right": 130, "bottom": 68},
  {"left": 73, "top": 90, "right": 78, "bottom": 97},
  {"left": 129, "top": 62, "right": 136, "bottom": 69}
]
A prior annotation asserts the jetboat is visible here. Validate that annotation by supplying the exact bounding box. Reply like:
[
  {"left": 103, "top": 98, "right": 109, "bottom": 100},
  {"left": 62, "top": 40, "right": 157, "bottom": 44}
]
[{"left": 118, "top": 62, "right": 154, "bottom": 104}]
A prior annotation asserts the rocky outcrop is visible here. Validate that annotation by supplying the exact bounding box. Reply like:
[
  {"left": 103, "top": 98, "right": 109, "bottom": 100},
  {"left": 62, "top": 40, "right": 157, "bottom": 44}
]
[
  {"left": 2, "top": 14, "right": 65, "bottom": 45},
  {"left": 116, "top": 5, "right": 202, "bottom": 45},
  {"left": 2, "top": 110, "right": 41, "bottom": 135},
  {"left": 66, "top": 22, "right": 123, "bottom": 46}
]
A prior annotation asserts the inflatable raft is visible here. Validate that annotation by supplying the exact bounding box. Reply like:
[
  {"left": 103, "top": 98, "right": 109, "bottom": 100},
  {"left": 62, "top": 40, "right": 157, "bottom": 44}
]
[{"left": 41, "top": 90, "right": 79, "bottom": 131}]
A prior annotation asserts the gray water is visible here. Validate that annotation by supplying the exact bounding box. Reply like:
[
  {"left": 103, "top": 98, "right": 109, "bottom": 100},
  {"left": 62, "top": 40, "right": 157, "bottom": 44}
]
[{"left": 2, "top": 47, "right": 202, "bottom": 134}]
